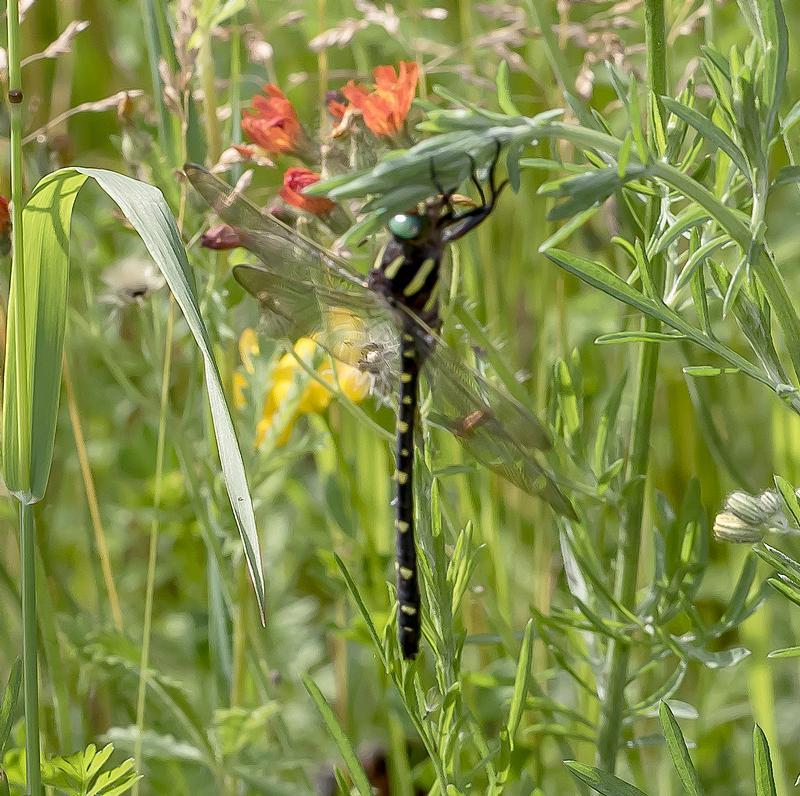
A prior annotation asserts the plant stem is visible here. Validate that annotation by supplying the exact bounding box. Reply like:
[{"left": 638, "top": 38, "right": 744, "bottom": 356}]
[
  {"left": 6, "top": 0, "right": 29, "bottom": 483},
  {"left": 20, "top": 503, "right": 41, "bottom": 796},
  {"left": 132, "top": 299, "right": 175, "bottom": 795},
  {"left": 7, "top": 1, "right": 40, "bottom": 791},
  {"left": 198, "top": 32, "right": 221, "bottom": 164},
  {"left": 64, "top": 358, "right": 124, "bottom": 631},
  {"left": 595, "top": 0, "right": 667, "bottom": 772}
]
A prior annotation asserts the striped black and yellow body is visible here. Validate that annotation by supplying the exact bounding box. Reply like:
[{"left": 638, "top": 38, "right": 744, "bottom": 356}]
[
  {"left": 369, "top": 221, "right": 444, "bottom": 659},
  {"left": 394, "top": 327, "right": 421, "bottom": 657},
  {"left": 186, "top": 150, "right": 567, "bottom": 663},
  {"left": 367, "top": 152, "right": 507, "bottom": 660}
]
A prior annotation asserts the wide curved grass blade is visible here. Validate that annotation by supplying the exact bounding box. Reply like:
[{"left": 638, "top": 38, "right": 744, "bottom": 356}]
[{"left": 1, "top": 167, "right": 265, "bottom": 620}]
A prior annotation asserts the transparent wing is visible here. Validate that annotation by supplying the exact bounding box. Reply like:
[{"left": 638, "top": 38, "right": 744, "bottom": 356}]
[
  {"left": 185, "top": 164, "right": 369, "bottom": 290},
  {"left": 234, "top": 265, "right": 574, "bottom": 517},
  {"left": 188, "top": 166, "right": 574, "bottom": 517},
  {"left": 407, "top": 315, "right": 575, "bottom": 518},
  {"left": 234, "top": 264, "right": 398, "bottom": 377}
]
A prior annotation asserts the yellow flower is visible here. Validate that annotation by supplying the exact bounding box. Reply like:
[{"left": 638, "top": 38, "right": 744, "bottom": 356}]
[
  {"left": 255, "top": 412, "right": 295, "bottom": 448},
  {"left": 298, "top": 369, "right": 335, "bottom": 413},
  {"left": 233, "top": 371, "right": 248, "bottom": 410},
  {"left": 238, "top": 327, "right": 260, "bottom": 375},
  {"left": 335, "top": 362, "right": 371, "bottom": 402},
  {"left": 239, "top": 329, "right": 371, "bottom": 449},
  {"left": 324, "top": 308, "right": 368, "bottom": 366}
]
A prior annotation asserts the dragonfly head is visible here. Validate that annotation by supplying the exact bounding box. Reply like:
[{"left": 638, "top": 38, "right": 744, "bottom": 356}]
[{"left": 387, "top": 211, "right": 428, "bottom": 242}]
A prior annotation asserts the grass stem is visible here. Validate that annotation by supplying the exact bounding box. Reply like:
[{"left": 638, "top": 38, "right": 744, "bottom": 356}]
[
  {"left": 595, "top": 0, "right": 667, "bottom": 772},
  {"left": 7, "top": 1, "right": 40, "bottom": 791},
  {"left": 20, "top": 503, "right": 40, "bottom": 796},
  {"left": 132, "top": 299, "right": 175, "bottom": 795}
]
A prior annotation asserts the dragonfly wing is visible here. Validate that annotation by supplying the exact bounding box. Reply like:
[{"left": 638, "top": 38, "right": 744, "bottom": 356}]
[
  {"left": 186, "top": 164, "right": 368, "bottom": 290},
  {"left": 234, "top": 264, "right": 401, "bottom": 378},
  {"left": 188, "top": 166, "right": 573, "bottom": 516},
  {"left": 405, "top": 318, "right": 575, "bottom": 518}
]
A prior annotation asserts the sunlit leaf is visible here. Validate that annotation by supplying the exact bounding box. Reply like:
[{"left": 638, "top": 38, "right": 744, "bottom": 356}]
[{"left": 1, "top": 167, "right": 265, "bottom": 619}]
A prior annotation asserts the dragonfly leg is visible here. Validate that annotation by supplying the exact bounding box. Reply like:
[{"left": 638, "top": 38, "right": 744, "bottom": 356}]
[
  {"left": 440, "top": 141, "right": 508, "bottom": 243},
  {"left": 429, "top": 156, "right": 456, "bottom": 218},
  {"left": 466, "top": 152, "right": 487, "bottom": 207}
]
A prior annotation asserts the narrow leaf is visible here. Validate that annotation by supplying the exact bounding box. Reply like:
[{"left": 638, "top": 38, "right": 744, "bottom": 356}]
[
  {"left": 564, "top": 761, "right": 648, "bottom": 795},
  {"left": 303, "top": 676, "right": 373, "bottom": 796},
  {"left": 659, "top": 701, "right": 704, "bottom": 795},
  {"left": 683, "top": 366, "right": 741, "bottom": 377},
  {"left": 2, "top": 168, "right": 266, "bottom": 618},
  {"left": 770, "top": 165, "right": 800, "bottom": 190},
  {"left": 334, "top": 553, "right": 386, "bottom": 664},
  {"left": 754, "top": 542, "right": 800, "bottom": 585},
  {"left": 0, "top": 659, "right": 21, "bottom": 755},
  {"left": 596, "top": 331, "right": 686, "bottom": 345},
  {"left": 773, "top": 475, "right": 800, "bottom": 526},
  {"left": 753, "top": 725, "right": 777, "bottom": 796},
  {"left": 545, "top": 249, "right": 764, "bottom": 385},
  {"left": 506, "top": 620, "right": 535, "bottom": 748},
  {"left": 661, "top": 96, "right": 750, "bottom": 180},
  {"left": 495, "top": 60, "right": 521, "bottom": 117},
  {"left": 767, "top": 646, "right": 800, "bottom": 658},
  {"left": 782, "top": 98, "right": 800, "bottom": 135}
]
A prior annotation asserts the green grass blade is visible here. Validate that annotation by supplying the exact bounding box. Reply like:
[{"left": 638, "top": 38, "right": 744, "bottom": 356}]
[
  {"left": 3, "top": 171, "right": 85, "bottom": 502},
  {"left": 659, "top": 701, "right": 704, "bottom": 795},
  {"left": 0, "top": 658, "right": 21, "bottom": 755},
  {"left": 506, "top": 619, "right": 534, "bottom": 749},
  {"left": 302, "top": 675, "right": 373, "bottom": 796},
  {"left": 1, "top": 167, "right": 265, "bottom": 619},
  {"left": 81, "top": 167, "right": 265, "bottom": 621},
  {"left": 564, "top": 761, "right": 648, "bottom": 795},
  {"left": 753, "top": 725, "right": 777, "bottom": 796}
]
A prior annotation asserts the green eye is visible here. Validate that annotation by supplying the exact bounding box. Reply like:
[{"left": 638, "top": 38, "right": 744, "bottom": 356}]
[{"left": 388, "top": 213, "right": 424, "bottom": 240}]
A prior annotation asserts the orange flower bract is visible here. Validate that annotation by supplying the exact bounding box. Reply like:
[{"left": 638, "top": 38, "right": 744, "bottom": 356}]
[
  {"left": 241, "top": 84, "right": 305, "bottom": 155},
  {"left": 341, "top": 61, "right": 419, "bottom": 136},
  {"left": 279, "top": 168, "right": 336, "bottom": 215}
]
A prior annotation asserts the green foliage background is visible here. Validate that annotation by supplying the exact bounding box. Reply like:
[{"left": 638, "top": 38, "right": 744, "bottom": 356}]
[{"left": 2, "top": 0, "right": 800, "bottom": 794}]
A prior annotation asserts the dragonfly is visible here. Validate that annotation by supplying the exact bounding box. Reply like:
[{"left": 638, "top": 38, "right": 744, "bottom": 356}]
[{"left": 185, "top": 148, "right": 574, "bottom": 659}]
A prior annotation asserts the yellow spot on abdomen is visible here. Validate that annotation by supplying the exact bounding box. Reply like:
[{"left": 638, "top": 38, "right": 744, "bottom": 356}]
[{"left": 403, "top": 258, "right": 437, "bottom": 296}]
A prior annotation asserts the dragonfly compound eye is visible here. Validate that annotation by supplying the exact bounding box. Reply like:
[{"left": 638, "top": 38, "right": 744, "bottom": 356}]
[{"left": 388, "top": 213, "right": 424, "bottom": 240}]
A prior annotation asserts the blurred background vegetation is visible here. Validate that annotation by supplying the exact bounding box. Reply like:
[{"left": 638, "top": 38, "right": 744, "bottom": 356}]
[{"left": 2, "top": 0, "right": 800, "bottom": 794}]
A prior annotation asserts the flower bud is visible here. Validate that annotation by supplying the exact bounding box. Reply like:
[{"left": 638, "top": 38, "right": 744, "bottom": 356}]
[
  {"left": 724, "top": 490, "right": 769, "bottom": 525},
  {"left": 713, "top": 511, "right": 766, "bottom": 544}
]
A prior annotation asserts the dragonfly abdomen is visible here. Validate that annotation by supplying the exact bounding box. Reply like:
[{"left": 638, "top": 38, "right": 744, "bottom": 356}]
[{"left": 395, "top": 327, "right": 421, "bottom": 659}]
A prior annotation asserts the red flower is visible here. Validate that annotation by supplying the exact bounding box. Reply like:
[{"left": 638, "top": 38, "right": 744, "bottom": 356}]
[
  {"left": 201, "top": 223, "right": 242, "bottom": 250},
  {"left": 241, "top": 85, "right": 308, "bottom": 156},
  {"left": 341, "top": 61, "right": 419, "bottom": 136},
  {"left": 0, "top": 197, "right": 10, "bottom": 235},
  {"left": 0, "top": 196, "right": 11, "bottom": 255},
  {"left": 279, "top": 168, "right": 335, "bottom": 215},
  {"left": 325, "top": 90, "right": 347, "bottom": 120}
]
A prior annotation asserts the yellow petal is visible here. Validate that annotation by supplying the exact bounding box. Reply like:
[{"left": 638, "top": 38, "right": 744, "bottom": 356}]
[
  {"left": 335, "top": 363, "right": 371, "bottom": 402},
  {"left": 267, "top": 379, "right": 293, "bottom": 409},
  {"left": 232, "top": 371, "right": 248, "bottom": 409},
  {"left": 298, "top": 375, "right": 333, "bottom": 413},
  {"left": 293, "top": 336, "right": 319, "bottom": 361},
  {"left": 273, "top": 352, "right": 298, "bottom": 382},
  {"left": 238, "top": 327, "right": 260, "bottom": 374},
  {"left": 255, "top": 413, "right": 296, "bottom": 448}
]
